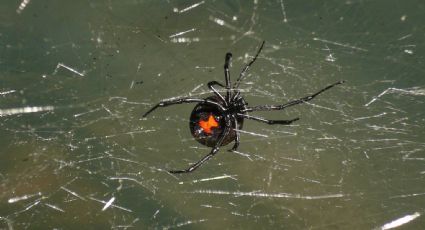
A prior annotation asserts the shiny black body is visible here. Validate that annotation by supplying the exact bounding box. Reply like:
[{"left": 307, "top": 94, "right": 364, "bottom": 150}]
[
  {"left": 189, "top": 95, "right": 244, "bottom": 147},
  {"left": 143, "top": 41, "right": 344, "bottom": 173}
]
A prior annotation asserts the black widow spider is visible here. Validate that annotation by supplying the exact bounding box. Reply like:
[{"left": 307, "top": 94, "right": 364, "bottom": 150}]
[{"left": 143, "top": 41, "right": 344, "bottom": 174}]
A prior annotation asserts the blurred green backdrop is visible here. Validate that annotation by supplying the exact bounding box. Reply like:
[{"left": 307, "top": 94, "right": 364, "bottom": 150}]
[{"left": 1, "top": 0, "right": 424, "bottom": 229}]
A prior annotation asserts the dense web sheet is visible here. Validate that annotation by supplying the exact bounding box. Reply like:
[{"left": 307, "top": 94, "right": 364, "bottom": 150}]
[{"left": 1, "top": 0, "right": 425, "bottom": 229}]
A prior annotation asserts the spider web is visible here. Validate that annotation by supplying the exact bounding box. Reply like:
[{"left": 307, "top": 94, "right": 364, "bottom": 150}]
[{"left": 1, "top": 0, "right": 425, "bottom": 229}]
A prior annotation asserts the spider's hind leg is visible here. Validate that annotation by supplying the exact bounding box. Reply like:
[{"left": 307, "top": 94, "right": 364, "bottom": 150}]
[
  {"left": 169, "top": 146, "right": 221, "bottom": 174},
  {"left": 229, "top": 115, "right": 240, "bottom": 152},
  {"left": 169, "top": 117, "right": 232, "bottom": 174}
]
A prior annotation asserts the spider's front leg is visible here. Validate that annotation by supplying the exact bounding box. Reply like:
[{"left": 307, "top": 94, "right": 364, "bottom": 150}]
[
  {"left": 237, "top": 113, "right": 299, "bottom": 125},
  {"left": 243, "top": 80, "right": 344, "bottom": 112},
  {"left": 169, "top": 116, "right": 232, "bottom": 174},
  {"left": 207, "top": 81, "right": 227, "bottom": 105},
  {"left": 224, "top": 52, "right": 232, "bottom": 103},
  {"left": 233, "top": 41, "right": 265, "bottom": 89},
  {"left": 142, "top": 98, "right": 224, "bottom": 117}
]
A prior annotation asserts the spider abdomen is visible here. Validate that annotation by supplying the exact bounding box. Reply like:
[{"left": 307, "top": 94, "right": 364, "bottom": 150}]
[{"left": 189, "top": 96, "right": 243, "bottom": 147}]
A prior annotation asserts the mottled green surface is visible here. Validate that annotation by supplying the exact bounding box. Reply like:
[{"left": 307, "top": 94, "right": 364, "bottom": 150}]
[{"left": 1, "top": 1, "right": 424, "bottom": 229}]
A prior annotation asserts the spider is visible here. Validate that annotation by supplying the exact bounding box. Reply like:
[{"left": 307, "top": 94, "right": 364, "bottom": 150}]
[{"left": 143, "top": 41, "right": 344, "bottom": 174}]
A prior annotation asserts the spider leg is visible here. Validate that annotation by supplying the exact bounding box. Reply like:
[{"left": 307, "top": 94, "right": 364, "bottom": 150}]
[
  {"left": 168, "top": 147, "right": 220, "bottom": 174},
  {"left": 238, "top": 113, "right": 299, "bottom": 125},
  {"left": 207, "top": 81, "right": 227, "bottom": 106},
  {"left": 169, "top": 117, "right": 232, "bottom": 174},
  {"left": 143, "top": 98, "right": 225, "bottom": 117},
  {"left": 229, "top": 115, "right": 240, "bottom": 151},
  {"left": 232, "top": 41, "right": 265, "bottom": 100},
  {"left": 243, "top": 80, "right": 345, "bottom": 112},
  {"left": 224, "top": 53, "right": 232, "bottom": 103}
]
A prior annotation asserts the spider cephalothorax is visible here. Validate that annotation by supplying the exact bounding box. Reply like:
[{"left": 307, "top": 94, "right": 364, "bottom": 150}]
[{"left": 143, "top": 41, "right": 344, "bottom": 173}]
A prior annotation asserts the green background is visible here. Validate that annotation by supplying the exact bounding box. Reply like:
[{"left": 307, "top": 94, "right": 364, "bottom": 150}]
[{"left": 1, "top": 0, "right": 424, "bottom": 229}]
